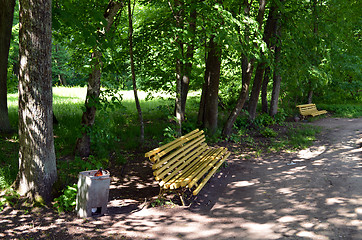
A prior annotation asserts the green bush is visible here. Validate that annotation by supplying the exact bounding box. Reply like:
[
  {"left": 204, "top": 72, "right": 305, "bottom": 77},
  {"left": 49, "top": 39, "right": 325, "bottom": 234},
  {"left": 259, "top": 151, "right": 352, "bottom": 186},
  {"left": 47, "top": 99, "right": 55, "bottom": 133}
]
[
  {"left": 53, "top": 184, "right": 77, "bottom": 213},
  {"left": 319, "top": 104, "right": 362, "bottom": 118},
  {"left": 260, "top": 127, "right": 278, "bottom": 138},
  {"left": 254, "top": 113, "right": 276, "bottom": 127}
]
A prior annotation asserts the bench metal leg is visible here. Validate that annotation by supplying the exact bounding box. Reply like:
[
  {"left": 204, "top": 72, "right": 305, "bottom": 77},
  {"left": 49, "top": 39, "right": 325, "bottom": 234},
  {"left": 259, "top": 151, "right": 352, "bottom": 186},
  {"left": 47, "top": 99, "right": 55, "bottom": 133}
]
[{"left": 178, "top": 191, "right": 185, "bottom": 206}]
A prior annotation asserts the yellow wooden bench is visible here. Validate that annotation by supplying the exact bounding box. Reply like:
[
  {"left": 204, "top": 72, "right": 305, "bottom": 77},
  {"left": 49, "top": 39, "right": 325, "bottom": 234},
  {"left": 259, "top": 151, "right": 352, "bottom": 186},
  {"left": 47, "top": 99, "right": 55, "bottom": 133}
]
[
  {"left": 296, "top": 103, "right": 327, "bottom": 117},
  {"left": 145, "top": 129, "right": 230, "bottom": 204}
]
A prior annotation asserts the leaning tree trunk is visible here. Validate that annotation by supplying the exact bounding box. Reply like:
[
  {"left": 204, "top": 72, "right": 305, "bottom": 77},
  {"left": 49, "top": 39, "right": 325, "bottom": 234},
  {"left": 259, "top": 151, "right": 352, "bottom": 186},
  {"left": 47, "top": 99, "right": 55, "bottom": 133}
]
[
  {"left": 0, "top": 0, "right": 16, "bottom": 133},
  {"left": 222, "top": 56, "right": 253, "bottom": 137},
  {"left": 75, "top": 50, "right": 102, "bottom": 157},
  {"left": 248, "top": 63, "right": 266, "bottom": 120},
  {"left": 75, "top": 1, "right": 122, "bottom": 157},
  {"left": 16, "top": 0, "right": 57, "bottom": 202},
  {"left": 222, "top": 0, "right": 254, "bottom": 137},
  {"left": 198, "top": 36, "right": 221, "bottom": 135},
  {"left": 247, "top": 0, "right": 274, "bottom": 120}
]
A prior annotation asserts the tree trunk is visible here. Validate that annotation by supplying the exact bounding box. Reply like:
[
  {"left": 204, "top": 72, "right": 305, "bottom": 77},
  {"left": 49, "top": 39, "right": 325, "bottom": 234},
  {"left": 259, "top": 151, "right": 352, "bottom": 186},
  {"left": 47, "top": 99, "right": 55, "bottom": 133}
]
[
  {"left": 16, "top": 0, "right": 57, "bottom": 202},
  {"left": 198, "top": 37, "right": 221, "bottom": 135},
  {"left": 222, "top": 1, "right": 253, "bottom": 137},
  {"left": 75, "top": 50, "right": 102, "bottom": 157},
  {"left": 75, "top": 1, "right": 122, "bottom": 157},
  {"left": 222, "top": 56, "right": 253, "bottom": 136},
  {"left": 180, "top": 4, "right": 196, "bottom": 120},
  {"left": 169, "top": 0, "right": 184, "bottom": 135},
  {"left": 269, "top": 2, "right": 283, "bottom": 116},
  {"left": 247, "top": 0, "right": 273, "bottom": 120},
  {"left": 54, "top": 44, "right": 67, "bottom": 86},
  {"left": 0, "top": 0, "right": 15, "bottom": 133},
  {"left": 248, "top": 63, "right": 266, "bottom": 120},
  {"left": 308, "top": 89, "right": 313, "bottom": 103},
  {"left": 261, "top": 67, "right": 270, "bottom": 113},
  {"left": 128, "top": 0, "right": 144, "bottom": 142}
]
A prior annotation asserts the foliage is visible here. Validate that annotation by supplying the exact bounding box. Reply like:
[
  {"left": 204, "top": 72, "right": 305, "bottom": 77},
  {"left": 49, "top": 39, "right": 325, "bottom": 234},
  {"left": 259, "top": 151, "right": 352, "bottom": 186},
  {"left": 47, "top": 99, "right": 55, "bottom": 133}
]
[
  {"left": 0, "top": 136, "right": 19, "bottom": 189},
  {"left": 150, "top": 196, "right": 175, "bottom": 208},
  {"left": 57, "top": 156, "right": 107, "bottom": 186},
  {"left": 254, "top": 113, "right": 276, "bottom": 128},
  {"left": 160, "top": 125, "right": 179, "bottom": 145},
  {"left": 319, "top": 104, "right": 362, "bottom": 118},
  {"left": 53, "top": 184, "right": 77, "bottom": 213},
  {"left": 260, "top": 127, "right": 278, "bottom": 138},
  {"left": 0, "top": 188, "right": 20, "bottom": 211}
]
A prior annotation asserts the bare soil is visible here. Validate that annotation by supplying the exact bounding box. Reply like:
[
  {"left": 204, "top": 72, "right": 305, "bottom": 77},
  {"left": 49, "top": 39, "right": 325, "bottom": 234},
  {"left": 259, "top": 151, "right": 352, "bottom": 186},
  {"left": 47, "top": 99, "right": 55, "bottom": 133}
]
[{"left": 1, "top": 117, "right": 361, "bottom": 240}]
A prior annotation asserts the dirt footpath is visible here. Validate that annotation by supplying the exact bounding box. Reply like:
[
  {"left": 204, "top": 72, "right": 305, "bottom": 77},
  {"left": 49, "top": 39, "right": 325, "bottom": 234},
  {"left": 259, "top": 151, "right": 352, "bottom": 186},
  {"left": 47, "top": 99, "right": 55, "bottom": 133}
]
[
  {"left": 1, "top": 117, "right": 361, "bottom": 240},
  {"left": 104, "top": 118, "right": 362, "bottom": 240}
]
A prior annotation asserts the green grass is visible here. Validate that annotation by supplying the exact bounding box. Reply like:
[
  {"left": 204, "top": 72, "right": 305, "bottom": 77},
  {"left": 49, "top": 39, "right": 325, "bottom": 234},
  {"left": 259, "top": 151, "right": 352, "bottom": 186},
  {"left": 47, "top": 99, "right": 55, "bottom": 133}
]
[
  {"left": 319, "top": 103, "right": 362, "bottom": 118},
  {"left": 285, "top": 124, "right": 322, "bottom": 149}
]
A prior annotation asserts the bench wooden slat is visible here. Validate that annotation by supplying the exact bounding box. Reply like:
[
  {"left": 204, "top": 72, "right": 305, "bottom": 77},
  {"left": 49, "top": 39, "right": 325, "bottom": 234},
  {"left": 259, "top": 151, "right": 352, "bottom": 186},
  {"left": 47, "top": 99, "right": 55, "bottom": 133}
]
[
  {"left": 145, "top": 129, "right": 230, "bottom": 200},
  {"left": 187, "top": 147, "right": 228, "bottom": 189},
  {"left": 145, "top": 129, "right": 201, "bottom": 158},
  {"left": 158, "top": 144, "right": 209, "bottom": 185},
  {"left": 149, "top": 130, "right": 204, "bottom": 162},
  {"left": 296, "top": 103, "right": 327, "bottom": 117},
  {"left": 175, "top": 148, "right": 221, "bottom": 189},
  {"left": 154, "top": 143, "right": 208, "bottom": 180},
  {"left": 165, "top": 148, "right": 215, "bottom": 189},
  {"left": 192, "top": 152, "right": 231, "bottom": 195},
  {"left": 152, "top": 134, "right": 205, "bottom": 170}
]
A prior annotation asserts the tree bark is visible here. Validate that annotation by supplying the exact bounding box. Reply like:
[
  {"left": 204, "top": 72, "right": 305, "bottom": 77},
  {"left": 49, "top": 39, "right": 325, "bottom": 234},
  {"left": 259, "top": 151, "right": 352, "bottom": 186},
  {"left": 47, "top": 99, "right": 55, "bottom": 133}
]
[
  {"left": 248, "top": 63, "right": 266, "bottom": 120},
  {"left": 16, "top": 0, "right": 57, "bottom": 202},
  {"left": 222, "top": 1, "right": 253, "bottom": 137},
  {"left": 261, "top": 67, "right": 270, "bottom": 113},
  {"left": 128, "top": 0, "right": 144, "bottom": 142},
  {"left": 180, "top": 4, "right": 196, "bottom": 120},
  {"left": 222, "top": 56, "right": 253, "bottom": 137},
  {"left": 75, "top": 1, "right": 122, "bottom": 157},
  {"left": 169, "top": 0, "right": 183, "bottom": 135},
  {"left": 75, "top": 50, "right": 102, "bottom": 157},
  {"left": 269, "top": 1, "right": 283, "bottom": 116},
  {"left": 198, "top": 36, "right": 221, "bottom": 135},
  {"left": 247, "top": 0, "right": 273, "bottom": 120},
  {"left": 0, "top": 0, "right": 16, "bottom": 133}
]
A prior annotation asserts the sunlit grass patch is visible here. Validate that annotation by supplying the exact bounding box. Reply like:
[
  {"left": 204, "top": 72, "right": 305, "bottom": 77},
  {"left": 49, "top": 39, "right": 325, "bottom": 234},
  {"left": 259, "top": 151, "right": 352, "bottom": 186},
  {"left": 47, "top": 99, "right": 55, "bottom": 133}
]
[{"left": 286, "top": 124, "right": 322, "bottom": 149}]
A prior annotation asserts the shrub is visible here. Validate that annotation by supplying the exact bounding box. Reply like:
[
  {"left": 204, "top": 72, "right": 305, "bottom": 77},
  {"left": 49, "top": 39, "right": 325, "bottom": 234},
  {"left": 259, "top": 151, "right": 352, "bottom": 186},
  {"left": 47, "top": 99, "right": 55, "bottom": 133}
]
[
  {"left": 260, "top": 127, "right": 278, "bottom": 138},
  {"left": 53, "top": 184, "right": 77, "bottom": 213}
]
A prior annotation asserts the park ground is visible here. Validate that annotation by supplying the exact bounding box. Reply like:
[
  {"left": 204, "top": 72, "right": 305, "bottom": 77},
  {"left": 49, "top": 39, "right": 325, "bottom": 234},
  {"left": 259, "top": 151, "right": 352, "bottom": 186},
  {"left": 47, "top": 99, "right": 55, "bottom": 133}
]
[{"left": 0, "top": 117, "right": 361, "bottom": 240}]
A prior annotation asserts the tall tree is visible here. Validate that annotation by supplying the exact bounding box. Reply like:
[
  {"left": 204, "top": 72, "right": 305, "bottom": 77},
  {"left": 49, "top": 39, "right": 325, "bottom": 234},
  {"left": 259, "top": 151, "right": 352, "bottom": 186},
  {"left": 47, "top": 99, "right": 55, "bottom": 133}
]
[
  {"left": 0, "top": 0, "right": 16, "bottom": 133},
  {"left": 169, "top": 0, "right": 184, "bottom": 135},
  {"left": 16, "top": 0, "right": 57, "bottom": 202},
  {"left": 222, "top": 0, "right": 262, "bottom": 136},
  {"left": 128, "top": 0, "right": 144, "bottom": 142},
  {"left": 198, "top": 36, "right": 222, "bottom": 134},
  {"left": 75, "top": 0, "right": 123, "bottom": 157},
  {"left": 180, "top": 1, "right": 197, "bottom": 122},
  {"left": 247, "top": 0, "right": 268, "bottom": 120},
  {"left": 269, "top": 0, "right": 283, "bottom": 116}
]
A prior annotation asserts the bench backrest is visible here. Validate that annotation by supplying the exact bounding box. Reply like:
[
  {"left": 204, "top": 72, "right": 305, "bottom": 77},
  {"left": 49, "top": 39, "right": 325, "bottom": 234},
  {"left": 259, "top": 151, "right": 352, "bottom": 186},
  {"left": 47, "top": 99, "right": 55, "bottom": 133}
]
[
  {"left": 145, "top": 129, "right": 211, "bottom": 182},
  {"left": 296, "top": 103, "right": 318, "bottom": 114},
  {"left": 145, "top": 129, "right": 205, "bottom": 163}
]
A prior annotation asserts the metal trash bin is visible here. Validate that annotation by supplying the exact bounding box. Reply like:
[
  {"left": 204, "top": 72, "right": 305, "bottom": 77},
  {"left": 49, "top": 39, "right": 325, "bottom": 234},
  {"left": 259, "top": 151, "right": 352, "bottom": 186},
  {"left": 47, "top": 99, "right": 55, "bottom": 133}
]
[{"left": 76, "top": 169, "right": 110, "bottom": 218}]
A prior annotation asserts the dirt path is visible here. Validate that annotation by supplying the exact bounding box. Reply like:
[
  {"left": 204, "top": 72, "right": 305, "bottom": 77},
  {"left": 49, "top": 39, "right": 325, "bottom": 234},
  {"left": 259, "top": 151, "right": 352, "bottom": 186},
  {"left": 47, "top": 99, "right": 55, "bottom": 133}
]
[{"left": 1, "top": 117, "right": 361, "bottom": 239}]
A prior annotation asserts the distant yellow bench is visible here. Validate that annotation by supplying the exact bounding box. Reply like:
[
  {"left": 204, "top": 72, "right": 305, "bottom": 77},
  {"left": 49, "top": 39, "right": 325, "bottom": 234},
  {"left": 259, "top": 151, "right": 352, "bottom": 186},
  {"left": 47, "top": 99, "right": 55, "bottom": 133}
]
[
  {"left": 296, "top": 103, "right": 327, "bottom": 117},
  {"left": 145, "top": 129, "right": 230, "bottom": 204}
]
